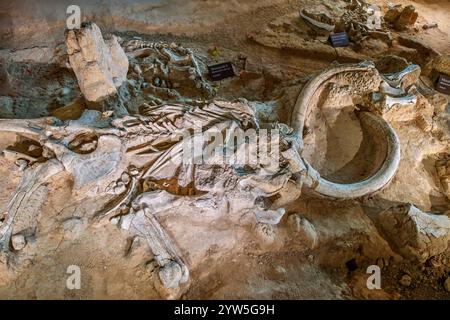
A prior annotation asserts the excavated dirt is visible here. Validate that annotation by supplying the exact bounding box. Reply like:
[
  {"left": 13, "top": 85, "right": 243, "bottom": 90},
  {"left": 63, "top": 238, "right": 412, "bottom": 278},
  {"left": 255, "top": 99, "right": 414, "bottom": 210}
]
[{"left": 0, "top": 0, "right": 449, "bottom": 300}]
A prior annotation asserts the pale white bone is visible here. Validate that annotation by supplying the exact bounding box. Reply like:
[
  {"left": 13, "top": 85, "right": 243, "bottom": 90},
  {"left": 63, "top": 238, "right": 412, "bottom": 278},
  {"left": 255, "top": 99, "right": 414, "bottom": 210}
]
[
  {"left": 291, "top": 62, "right": 402, "bottom": 198},
  {"left": 299, "top": 9, "right": 335, "bottom": 32},
  {"left": 255, "top": 208, "right": 286, "bottom": 225},
  {"left": 0, "top": 160, "right": 64, "bottom": 252},
  {"left": 381, "top": 64, "right": 421, "bottom": 89},
  {"left": 126, "top": 191, "right": 189, "bottom": 288}
]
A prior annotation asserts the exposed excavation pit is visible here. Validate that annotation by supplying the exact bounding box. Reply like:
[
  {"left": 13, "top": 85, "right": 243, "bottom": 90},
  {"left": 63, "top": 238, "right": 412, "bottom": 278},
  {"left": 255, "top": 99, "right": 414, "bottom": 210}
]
[{"left": 0, "top": 0, "right": 449, "bottom": 300}]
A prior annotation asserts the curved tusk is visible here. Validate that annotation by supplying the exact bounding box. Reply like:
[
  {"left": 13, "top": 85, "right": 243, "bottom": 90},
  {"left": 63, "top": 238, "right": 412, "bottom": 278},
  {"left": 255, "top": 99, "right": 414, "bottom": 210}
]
[
  {"left": 291, "top": 62, "right": 401, "bottom": 198},
  {"left": 302, "top": 112, "right": 400, "bottom": 198},
  {"left": 290, "top": 62, "right": 378, "bottom": 135}
]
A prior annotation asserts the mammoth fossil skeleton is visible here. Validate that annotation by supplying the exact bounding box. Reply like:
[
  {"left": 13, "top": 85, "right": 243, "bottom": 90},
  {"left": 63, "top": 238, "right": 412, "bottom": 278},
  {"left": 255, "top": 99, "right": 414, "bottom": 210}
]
[{"left": 0, "top": 61, "right": 418, "bottom": 288}]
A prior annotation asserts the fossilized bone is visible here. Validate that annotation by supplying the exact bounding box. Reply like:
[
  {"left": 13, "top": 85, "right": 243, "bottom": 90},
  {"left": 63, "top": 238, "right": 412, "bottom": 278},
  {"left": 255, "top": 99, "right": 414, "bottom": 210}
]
[
  {"left": 290, "top": 61, "right": 380, "bottom": 134},
  {"left": 0, "top": 100, "right": 294, "bottom": 288},
  {"left": 119, "top": 191, "right": 190, "bottom": 289},
  {"left": 378, "top": 203, "right": 450, "bottom": 263},
  {"left": 371, "top": 65, "right": 422, "bottom": 117},
  {"left": 299, "top": 9, "right": 336, "bottom": 32},
  {"left": 372, "top": 92, "right": 417, "bottom": 113},
  {"left": 0, "top": 159, "right": 65, "bottom": 257},
  {"left": 290, "top": 62, "right": 419, "bottom": 198},
  {"left": 382, "top": 64, "right": 421, "bottom": 90},
  {"left": 301, "top": 111, "right": 400, "bottom": 198},
  {"left": 0, "top": 61, "right": 422, "bottom": 287},
  {"left": 125, "top": 39, "right": 214, "bottom": 96}
]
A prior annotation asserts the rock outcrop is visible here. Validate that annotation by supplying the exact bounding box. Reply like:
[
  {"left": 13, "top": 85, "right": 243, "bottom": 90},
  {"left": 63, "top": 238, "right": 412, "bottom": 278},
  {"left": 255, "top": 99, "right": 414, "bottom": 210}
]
[
  {"left": 65, "top": 22, "right": 129, "bottom": 115},
  {"left": 0, "top": 60, "right": 15, "bottom": 96},
  {"left": 384, "top": 5, "right": 418, "bottom": 31},
  {"left": 378, "top": 204, "right": 450, "bottom": 263}
]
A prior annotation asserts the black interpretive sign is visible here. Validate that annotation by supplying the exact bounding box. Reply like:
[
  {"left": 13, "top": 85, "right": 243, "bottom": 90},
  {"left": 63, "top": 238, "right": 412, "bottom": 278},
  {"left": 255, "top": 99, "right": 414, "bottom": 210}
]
[
  {"left": 329, "top": 32, "right": 349, "bottom": 47},
  {"left": 436, "top": 74, "right": 450, "bottom": 95},
  {"left": 208, "top": 62, "right": 235, "bottom": 81}
]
